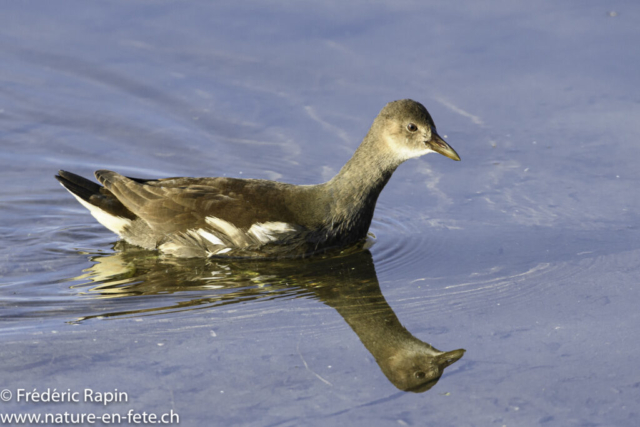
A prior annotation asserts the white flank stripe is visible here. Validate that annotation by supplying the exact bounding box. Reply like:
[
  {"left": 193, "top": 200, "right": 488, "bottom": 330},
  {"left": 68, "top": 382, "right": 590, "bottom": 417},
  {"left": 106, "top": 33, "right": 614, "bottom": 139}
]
[
  {"left": 249, "top": 222, "right": 296, "bottom": 243},
  {"left": 197, "top": 229, "right": 224, "bottom": 246},
  {"left": 204, "top": 216, "right": 246, "bottom": 245},
  {"left": 159, "top": 243, "right": 180, "bottom": 252}
]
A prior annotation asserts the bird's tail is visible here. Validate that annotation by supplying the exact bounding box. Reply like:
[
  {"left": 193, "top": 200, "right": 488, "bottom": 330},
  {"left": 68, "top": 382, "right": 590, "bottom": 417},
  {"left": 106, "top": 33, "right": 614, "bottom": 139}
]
[
  {"left": 55, "top": 170, "right": 103, "bottom": 204},
  {"left": 55, "top": 170, "right": 136, "bottom": 235}
]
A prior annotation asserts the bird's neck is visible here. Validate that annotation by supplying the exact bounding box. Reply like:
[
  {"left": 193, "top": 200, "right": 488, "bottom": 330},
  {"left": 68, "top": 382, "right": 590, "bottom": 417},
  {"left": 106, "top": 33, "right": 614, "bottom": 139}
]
[
  {"left": 332, "top": 286, "right": 429, "bottom": 360},
  {"left": 319, "top": 132, "right": 399, "bottom": 239}
]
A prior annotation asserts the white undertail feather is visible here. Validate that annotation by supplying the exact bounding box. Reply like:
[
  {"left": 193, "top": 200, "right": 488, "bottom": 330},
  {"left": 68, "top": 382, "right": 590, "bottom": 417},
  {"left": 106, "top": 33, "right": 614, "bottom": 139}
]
[{"left": 64, "top": 188, "right": 131, "bottom": 236}]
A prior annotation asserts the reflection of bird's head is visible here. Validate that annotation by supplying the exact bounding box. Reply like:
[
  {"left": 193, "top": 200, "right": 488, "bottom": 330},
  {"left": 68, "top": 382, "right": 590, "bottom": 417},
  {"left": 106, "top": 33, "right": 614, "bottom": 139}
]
[{"left": 381, "top": 346, "right": 466, "bottom": 393}]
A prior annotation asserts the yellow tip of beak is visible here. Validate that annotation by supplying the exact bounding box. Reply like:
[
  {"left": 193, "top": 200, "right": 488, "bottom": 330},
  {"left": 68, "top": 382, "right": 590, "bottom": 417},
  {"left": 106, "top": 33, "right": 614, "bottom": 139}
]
[{"left": 431, "top": 134, "right": 461, "bottom": 161}]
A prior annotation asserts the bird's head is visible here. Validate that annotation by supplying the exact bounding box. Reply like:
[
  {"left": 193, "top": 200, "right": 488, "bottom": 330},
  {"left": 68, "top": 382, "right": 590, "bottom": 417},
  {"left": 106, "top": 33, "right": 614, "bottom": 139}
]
[{"left": 375, "top": 99, "right": 460, "bottom": 164}]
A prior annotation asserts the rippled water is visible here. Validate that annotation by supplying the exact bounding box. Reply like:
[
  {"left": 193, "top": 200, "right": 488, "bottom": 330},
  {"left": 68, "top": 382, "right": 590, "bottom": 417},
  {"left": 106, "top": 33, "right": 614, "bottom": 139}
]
[{"left": 2, "top": 1, "right": 640, "bottom": 426}]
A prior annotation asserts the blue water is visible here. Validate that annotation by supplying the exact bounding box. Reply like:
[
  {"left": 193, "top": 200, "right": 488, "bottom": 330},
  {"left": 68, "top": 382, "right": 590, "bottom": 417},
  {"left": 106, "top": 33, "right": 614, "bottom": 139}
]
[{"left": 1, "top": 1, "right": 639, "bottom": 426}]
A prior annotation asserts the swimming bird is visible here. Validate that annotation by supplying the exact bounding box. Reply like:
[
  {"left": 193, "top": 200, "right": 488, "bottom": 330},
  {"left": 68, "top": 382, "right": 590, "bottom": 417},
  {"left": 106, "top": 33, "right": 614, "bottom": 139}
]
[{"left": 56, "top": 99, "right": 460, "bottom": 258}]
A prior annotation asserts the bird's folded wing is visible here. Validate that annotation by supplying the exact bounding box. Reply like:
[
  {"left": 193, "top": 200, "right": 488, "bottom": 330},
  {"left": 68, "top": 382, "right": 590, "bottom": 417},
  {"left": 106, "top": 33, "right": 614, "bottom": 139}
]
[{"left": 95, "top": 170, "right": 240, "bottom": 233}]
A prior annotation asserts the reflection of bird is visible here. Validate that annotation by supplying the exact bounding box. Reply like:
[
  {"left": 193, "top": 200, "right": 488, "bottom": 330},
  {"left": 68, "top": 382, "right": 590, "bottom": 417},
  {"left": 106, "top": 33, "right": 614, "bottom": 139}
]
[
  {"left": 56, "top": 100, "right": 460, "bottom": 258},
  {"left": 74, "top": 248, "right": 465, "bottom": 392},
  {"left": 308, "top": 251, "right": 465, "bottom": 393}
]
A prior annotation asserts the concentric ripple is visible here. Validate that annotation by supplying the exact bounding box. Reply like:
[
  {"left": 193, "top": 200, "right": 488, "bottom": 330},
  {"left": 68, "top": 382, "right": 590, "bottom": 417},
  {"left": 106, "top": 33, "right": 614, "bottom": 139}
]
[
  {"left": 388, "top": 250, "right": 605, "bottom": 318},
  {"left": 366, "top": 204, "right": 612, "bottom": 317},
  {"left": 369, "top": 204, "right": 448, "bottom": 276}
]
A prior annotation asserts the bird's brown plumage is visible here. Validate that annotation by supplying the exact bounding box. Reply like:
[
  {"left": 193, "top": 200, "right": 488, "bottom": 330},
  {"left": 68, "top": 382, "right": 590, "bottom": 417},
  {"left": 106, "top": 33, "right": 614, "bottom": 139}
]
[{"left": 56, "top": 99, "right": 460, "bottom": 258}]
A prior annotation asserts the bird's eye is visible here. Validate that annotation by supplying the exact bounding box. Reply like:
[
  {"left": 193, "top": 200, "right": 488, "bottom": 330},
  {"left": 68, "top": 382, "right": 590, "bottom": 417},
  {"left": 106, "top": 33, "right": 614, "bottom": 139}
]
[
  {"left": 406, "top": 123, "right": 418, "bottom": 132},
  {"left": 414, "top": 371, "right": 426, "bottom": 379}
]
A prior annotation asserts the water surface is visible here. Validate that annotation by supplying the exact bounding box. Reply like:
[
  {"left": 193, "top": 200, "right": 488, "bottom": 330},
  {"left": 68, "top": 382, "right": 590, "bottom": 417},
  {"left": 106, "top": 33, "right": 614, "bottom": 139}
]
[{"left": 1, "top": 1, "right": 640, "bottom": 426}]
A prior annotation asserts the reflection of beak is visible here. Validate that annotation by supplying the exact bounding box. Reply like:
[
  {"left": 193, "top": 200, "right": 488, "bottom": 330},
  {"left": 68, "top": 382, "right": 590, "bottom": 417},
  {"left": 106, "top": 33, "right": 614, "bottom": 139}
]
[
  {"left": 436, "top": 348, "right": 466, "bottom": 368},
  {"left": 429, "top": 133, "right": 461, "bottom": 161}
]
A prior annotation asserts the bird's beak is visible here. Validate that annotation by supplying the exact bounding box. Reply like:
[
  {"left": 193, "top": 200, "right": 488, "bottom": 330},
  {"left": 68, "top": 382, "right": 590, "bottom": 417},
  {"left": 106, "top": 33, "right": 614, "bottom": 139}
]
[{"left": 429, "top": 133, "right": 461, "bottom": 161}]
